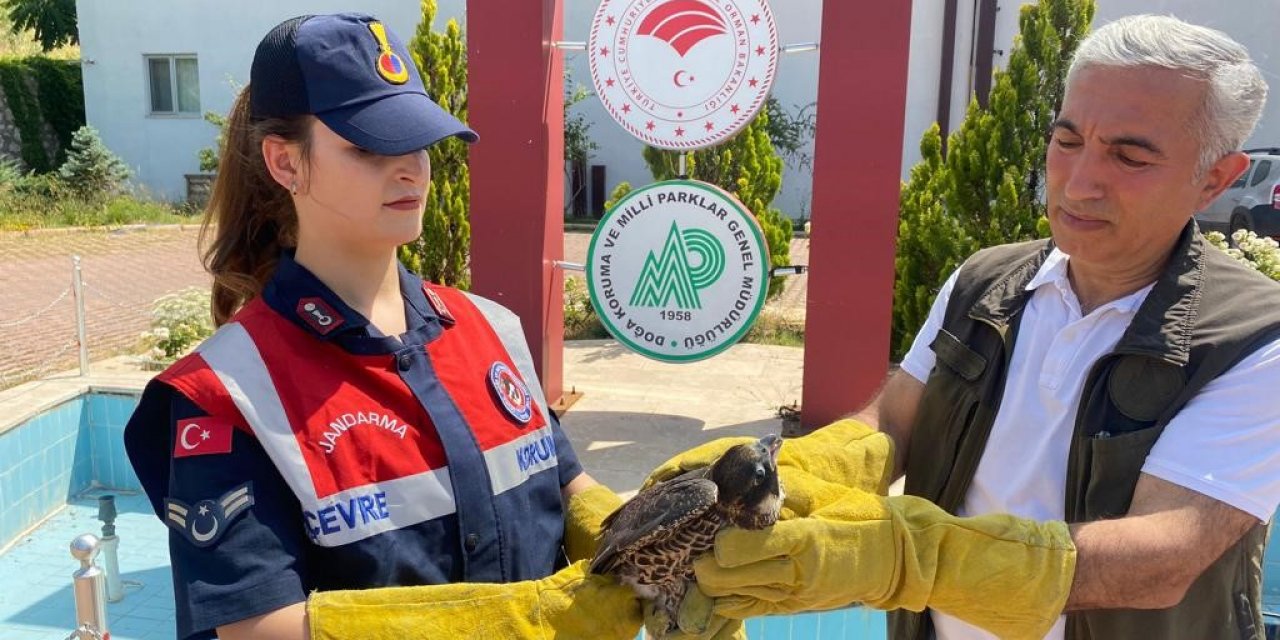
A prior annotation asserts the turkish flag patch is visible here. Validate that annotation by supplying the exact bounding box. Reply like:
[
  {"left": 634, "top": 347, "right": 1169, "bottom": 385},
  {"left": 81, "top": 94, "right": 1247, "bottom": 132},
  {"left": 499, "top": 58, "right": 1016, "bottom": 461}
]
[{"left": 173, "top": 417, "right": 234, "bottom": 458}]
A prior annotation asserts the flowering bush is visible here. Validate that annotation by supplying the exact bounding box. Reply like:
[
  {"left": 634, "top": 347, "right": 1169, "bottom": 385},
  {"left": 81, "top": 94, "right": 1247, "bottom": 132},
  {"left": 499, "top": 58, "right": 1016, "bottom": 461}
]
[
  {"left": 1205, "top": 230, "right": 1280, "bottom": 281},
  {"left": 141, "top": 287, "right": 214, "bottom": 362}
]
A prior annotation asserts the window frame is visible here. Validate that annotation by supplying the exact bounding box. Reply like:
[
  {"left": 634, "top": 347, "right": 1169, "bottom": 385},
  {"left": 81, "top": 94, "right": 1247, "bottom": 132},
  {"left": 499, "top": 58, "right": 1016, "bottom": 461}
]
[
  {"left": 1250, "top": 159, "right": 1273, "bottom": 188},
  {"left": 144, "top": 53, "right": 201, "bottom": 118}
]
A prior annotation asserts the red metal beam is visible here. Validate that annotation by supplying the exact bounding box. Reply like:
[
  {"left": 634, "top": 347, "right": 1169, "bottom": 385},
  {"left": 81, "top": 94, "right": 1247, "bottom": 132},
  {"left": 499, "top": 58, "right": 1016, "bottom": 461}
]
[
  {"left": 467, "top": 0, "right": 566, "bottom": 404},
  {"left": 801, "top": 0, "right": 913, "bottom": 429}
]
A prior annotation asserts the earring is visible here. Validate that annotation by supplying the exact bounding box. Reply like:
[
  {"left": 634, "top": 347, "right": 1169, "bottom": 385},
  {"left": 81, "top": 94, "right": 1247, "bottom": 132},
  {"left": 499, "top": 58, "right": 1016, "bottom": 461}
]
[{"left": 289, "top": 181, "right": 298, "bottom": 195}]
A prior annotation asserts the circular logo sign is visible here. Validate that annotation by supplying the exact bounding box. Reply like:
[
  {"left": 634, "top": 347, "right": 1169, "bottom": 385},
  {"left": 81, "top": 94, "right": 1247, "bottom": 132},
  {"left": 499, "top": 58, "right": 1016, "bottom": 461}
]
[
  {"left": 586, "top": 180, "right": 770, "bottom": 362},
  {"left": 589, "top": 0, "right": 779, "bottom": 150}
]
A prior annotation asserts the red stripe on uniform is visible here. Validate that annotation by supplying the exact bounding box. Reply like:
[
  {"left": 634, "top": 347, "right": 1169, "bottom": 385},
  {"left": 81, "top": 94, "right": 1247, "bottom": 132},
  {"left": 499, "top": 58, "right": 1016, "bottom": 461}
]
[
  {"left": 232, "top": 300, "right": 447, "bottom": 499},
  {"left": 424, "top": 285, "right": 547, "bottom": 450}
]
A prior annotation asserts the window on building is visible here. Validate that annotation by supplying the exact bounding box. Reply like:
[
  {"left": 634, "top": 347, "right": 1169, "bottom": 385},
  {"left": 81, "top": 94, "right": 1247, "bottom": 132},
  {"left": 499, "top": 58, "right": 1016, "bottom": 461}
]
[{"left": 146, "top": 55, "right": 200, "bottom": 115}]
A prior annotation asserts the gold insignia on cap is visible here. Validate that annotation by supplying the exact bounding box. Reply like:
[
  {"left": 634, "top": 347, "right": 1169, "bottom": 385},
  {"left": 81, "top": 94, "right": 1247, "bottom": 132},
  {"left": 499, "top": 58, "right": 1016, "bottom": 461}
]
[{"left": 369, "top": 22, "right": 410, "bottom": 85}]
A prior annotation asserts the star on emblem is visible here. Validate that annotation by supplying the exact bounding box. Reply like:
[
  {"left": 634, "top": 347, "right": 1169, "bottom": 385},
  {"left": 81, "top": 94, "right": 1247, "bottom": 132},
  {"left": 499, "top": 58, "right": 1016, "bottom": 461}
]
[
  {"left": 622, "top": 104, "right": 632, "bottom": 113},
  {"left": 751, "top": 14, "right": 761, "bottom": 25},
  {"left": 748, "top": 77, "right": 759, "bottom": 88},
  {"left": 200, "top": 430, "right": 210, "bottom": 441},
  {"left": 646, "top": 121, "right": 656, "bottom": 131},
  {"left": 730, "top": 104, "right": 741, "bottom": 114},
  {"left": 755, "top": 45, "right": 766, "bottom": 56},
  {"left": 675, "top": 127, "right": 685, "bottom": 137},
  {"left": 606, "top": 15, "right": 616, "bottom": 26},
  {"left": 198, "top": 504, "right": 210, "bottom": 516},
  {"left": 600, "top": 46, "right": 610, "bottom": 57},
  {"left": 606, "top": 78, "right": 615, "bottom": 88},
  {"left": 704, "top": 121, "right": 714, "bottom": 131}
]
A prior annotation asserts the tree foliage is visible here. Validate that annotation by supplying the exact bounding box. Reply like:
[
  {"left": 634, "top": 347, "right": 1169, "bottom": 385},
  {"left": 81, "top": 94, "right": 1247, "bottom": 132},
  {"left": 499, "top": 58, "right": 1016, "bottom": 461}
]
[
  {"left": 3, "top": 0, "right": 76, "bottom": 52},
  {"left": 398, "top": 0, "right": 472, "bottom": 287},
  {"left": 57, "top": 125, "right": 129, "bottom": 199},
  {"left": 642, "top": 109, "right": 792, "bottom": 299},
  {"left": 892, "top": 0, "right": 1095, "bottom": 357}
]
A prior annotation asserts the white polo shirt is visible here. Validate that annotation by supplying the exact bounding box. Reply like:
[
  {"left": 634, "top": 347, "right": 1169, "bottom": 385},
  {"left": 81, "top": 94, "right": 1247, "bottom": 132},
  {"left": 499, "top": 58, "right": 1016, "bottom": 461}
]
[{"left": 899, "top": 248, "right": 1280, "bottom": 640}]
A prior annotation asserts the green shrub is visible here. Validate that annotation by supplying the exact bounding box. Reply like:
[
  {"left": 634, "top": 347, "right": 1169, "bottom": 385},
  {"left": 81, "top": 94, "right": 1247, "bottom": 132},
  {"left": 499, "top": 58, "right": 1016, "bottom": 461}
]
[
  {"left": 141, "top": 287, "right": 214, "bottom": 362},
  {"left": 603, "top": 181, "right": 632, "bottom": 211},
  {"left": 57, "top": 125, "right": 129, "bottom": 199},
  {"left": 1206, "top": 230, "right": 1280, "bottom": 281},
  {"left": 892, "top": 0, "right": 1095, "bottom": 359},
  {"left": 197, "top": 110, "right": 228, "bottom": 173},
  {"left": 563, "top": 276, "right": 609, "bottom": 340}
]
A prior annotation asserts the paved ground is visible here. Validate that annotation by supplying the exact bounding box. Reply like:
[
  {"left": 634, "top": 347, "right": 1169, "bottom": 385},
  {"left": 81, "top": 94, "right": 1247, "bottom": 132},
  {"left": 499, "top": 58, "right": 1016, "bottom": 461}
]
[
  {"left": 0, "top": 225, "right": 810, "bottom": 390},
  {"left": 0, "top": 225, "right": 209, "bottom": 389}
]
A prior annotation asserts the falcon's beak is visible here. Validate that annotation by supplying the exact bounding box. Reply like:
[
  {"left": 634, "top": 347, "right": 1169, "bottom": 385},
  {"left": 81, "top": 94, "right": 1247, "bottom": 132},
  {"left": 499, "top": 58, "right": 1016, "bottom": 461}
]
[{"left": 759, "top": 434, "right": 782, "bottom": 464}]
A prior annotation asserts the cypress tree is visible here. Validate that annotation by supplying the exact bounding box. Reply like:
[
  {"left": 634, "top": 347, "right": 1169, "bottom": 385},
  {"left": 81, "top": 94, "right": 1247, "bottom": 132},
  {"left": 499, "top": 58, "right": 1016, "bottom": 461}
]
[
  {"left": 399, "top": 0, "right": 472, "bottom": 287},
  {"left": 892, "top": 0, "right": 1095, "bottom": 357}
]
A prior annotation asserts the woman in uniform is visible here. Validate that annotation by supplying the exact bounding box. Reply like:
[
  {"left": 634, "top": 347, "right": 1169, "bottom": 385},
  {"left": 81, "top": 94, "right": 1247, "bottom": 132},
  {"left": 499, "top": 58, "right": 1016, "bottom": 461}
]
[{"left": 124, "top": 13, "right": 639, "bottom": 639}]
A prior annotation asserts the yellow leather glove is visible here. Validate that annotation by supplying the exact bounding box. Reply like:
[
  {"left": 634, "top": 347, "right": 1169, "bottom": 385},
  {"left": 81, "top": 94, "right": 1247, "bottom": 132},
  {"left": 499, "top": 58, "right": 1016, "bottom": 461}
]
[
  {"left": 694, "top": 490, "right": 1076, "bottom": 640},
  {"left": 564, "top": 483, "right": 624, "bottom": 562},
  {"left": 308, "top": 560, "right": 642, "bottom": 640},
  {"left": 645, "top": 419, "right": 894, "bottom": 518},
  {"left": 644, "top": 586, "right": 745, "bottom": 640}
]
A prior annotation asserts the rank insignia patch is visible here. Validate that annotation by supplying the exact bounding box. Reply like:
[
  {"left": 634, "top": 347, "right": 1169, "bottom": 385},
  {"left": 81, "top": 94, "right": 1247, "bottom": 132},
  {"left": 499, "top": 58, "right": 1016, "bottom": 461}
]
[{"left": 165, "top": 483, "right": 255, "bottom": 547}]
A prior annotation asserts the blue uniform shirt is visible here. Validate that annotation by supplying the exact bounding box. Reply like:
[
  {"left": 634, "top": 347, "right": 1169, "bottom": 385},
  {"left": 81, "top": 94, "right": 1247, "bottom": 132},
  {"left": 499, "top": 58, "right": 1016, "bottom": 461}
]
[{"left": 125, "top": 254, "right": 583, "bottom": 639}]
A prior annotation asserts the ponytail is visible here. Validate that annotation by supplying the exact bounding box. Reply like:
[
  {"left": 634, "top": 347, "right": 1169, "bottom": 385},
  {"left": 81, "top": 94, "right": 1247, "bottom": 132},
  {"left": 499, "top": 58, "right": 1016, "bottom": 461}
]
[{"left": 199, "top": 85, "right": 312, "bottom": 325}]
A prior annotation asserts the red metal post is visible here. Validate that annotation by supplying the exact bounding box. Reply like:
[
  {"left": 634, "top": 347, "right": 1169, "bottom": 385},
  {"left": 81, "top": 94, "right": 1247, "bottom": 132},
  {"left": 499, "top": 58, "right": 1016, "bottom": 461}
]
[
  {"left": 801, "top": 1, "right": 913, "bottom": 429},
  {"left": 468, "top": 0, "right": 566, "bottom": 404}
]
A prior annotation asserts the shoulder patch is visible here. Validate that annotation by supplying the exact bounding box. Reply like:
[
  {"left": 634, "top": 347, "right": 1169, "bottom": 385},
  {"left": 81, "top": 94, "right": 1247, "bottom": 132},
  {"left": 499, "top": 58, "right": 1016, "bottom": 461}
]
[
  {"left": 423, "top": 284, "right": 456, "bottom": 325},
  {"left": 173, "top": 416, "right": 234, "bottom": 458},
  {"left": 164, "top": 483, "right": 255, "bottom": 547}
]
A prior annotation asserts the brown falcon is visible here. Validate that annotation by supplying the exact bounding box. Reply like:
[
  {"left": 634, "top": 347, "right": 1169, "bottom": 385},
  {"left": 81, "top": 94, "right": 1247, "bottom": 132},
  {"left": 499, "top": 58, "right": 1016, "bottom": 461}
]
[{"left": 590, "top": 434, "right": 784, "bottom": 635}]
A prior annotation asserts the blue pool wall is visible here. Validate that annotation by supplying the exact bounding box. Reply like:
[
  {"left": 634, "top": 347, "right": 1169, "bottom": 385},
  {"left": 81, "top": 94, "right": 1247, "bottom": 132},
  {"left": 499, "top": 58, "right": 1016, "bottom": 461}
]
[{"left": 0, "top": 392, "right": 141, "bottom": 547}]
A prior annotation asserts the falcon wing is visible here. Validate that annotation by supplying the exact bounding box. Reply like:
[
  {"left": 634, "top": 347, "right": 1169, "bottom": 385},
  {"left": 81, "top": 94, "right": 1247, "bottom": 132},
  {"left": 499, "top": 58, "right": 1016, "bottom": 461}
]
[{"left": 590, "top": 469, "right": 718, "bottom": 576}]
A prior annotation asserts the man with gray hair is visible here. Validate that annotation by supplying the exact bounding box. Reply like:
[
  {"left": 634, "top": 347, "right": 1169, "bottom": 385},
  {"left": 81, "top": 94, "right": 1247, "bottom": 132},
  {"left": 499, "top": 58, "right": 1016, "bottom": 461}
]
[{"left": 680, "top": 14, "right": 1280, "bottom": 640}]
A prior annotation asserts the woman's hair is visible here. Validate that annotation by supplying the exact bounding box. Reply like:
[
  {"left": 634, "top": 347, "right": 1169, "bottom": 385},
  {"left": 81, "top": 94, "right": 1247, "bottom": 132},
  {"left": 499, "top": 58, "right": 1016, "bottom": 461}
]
[
  {"left": 200, "top": 85, "right": 313, "bottom": 325},
  {"left": 1067, "top": 14, "right": 1267, "bottom": 177}
]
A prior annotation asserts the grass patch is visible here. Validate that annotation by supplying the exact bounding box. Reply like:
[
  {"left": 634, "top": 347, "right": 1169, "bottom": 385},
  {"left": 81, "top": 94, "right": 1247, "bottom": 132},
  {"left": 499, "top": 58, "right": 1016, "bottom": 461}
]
[
  {"left": 563, "top": 274, "right": 804, "bottom": 347},
  {"left": 0, "top": 187, "right": 191, "bottom": 231}
]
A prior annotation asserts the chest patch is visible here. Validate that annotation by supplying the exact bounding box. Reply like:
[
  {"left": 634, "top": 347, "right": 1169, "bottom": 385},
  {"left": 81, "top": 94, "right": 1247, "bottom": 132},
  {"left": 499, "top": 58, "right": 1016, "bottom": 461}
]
[{"left": 489, "top": 361, "right": 533, "bottom": 425}]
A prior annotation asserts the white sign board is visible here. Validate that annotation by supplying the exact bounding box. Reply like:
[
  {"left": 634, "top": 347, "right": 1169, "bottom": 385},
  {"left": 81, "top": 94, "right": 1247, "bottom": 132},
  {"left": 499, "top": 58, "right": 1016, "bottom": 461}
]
[
  {"left": 586, "top": 180, "right": 770, "bottom": 362},
  {"left": 589, "top": 0, "right": 779, "bottom": 150}
]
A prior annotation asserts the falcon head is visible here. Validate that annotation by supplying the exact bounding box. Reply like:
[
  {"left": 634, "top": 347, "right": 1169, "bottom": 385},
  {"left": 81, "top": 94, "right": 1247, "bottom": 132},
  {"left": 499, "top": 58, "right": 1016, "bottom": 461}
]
[{"left": 708, "top": 434, "right": 784, "bottom": 529}]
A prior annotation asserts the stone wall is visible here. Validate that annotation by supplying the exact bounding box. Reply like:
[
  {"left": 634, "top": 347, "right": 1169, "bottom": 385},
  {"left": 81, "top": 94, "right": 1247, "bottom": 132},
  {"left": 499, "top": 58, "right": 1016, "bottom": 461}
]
[{"left": 0, "top": 75, "right": 64, "bottom": 171}]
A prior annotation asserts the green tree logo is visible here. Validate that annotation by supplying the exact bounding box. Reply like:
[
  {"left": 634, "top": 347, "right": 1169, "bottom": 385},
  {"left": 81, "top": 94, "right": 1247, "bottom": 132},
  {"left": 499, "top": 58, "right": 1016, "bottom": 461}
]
[{"left": 630, "top": 221, "right": 726, "bottom": 309}]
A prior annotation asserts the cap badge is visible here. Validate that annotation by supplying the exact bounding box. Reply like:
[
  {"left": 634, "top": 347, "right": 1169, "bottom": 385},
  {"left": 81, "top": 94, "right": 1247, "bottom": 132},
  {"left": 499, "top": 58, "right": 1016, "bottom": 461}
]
[
  {"left": 489, "top": 361, "right": 533, "bottom": 425},
  {"left": 368, "top": 22, "right": 410, "bottom": 85}
]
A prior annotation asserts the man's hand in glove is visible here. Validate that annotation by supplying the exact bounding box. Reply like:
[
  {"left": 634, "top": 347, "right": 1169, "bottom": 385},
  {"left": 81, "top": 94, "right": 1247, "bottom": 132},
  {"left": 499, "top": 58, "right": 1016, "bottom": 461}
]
[
  {"left": 693, "top": 489, "right": 1077, "bottom": 640},
  {"left": 645, "top": 419, "right": 895, "bottom": 518}
]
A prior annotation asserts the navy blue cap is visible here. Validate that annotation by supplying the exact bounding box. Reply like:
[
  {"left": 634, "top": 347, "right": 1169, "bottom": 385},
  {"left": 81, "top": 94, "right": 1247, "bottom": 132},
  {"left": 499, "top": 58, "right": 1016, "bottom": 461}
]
[{"left": 250, "top": 13, "right": 478, "bottom": 155}]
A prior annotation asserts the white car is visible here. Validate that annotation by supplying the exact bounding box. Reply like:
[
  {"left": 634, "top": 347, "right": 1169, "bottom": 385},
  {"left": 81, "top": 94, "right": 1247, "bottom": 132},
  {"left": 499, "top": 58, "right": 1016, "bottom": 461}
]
[{"left": 1195, "top": 148, "right": 1280, "bottom": 241}]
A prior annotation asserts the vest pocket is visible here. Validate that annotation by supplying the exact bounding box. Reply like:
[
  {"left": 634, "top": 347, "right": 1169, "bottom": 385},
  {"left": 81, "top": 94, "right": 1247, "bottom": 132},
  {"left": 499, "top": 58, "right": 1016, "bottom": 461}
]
[{"left": 1084, "top": 425, "right": 1163, "bottom": 520}]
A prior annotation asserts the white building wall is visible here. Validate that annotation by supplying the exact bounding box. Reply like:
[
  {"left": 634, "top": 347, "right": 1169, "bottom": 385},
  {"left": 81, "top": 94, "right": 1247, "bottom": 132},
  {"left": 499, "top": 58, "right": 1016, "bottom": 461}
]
[
  {"left": 76, "top": 1, "right": 1280, "bottom": 209},
  {"left": 75, "top": 0, "right": 465, "bottom": 202}
]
